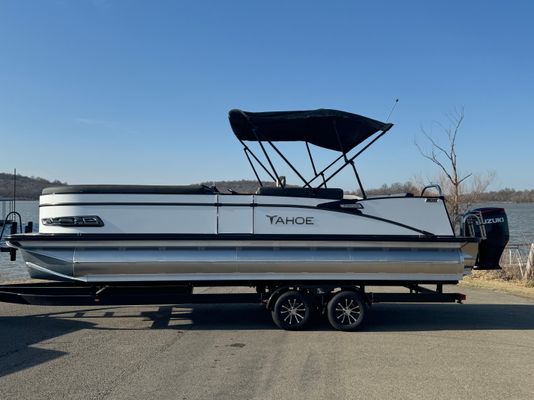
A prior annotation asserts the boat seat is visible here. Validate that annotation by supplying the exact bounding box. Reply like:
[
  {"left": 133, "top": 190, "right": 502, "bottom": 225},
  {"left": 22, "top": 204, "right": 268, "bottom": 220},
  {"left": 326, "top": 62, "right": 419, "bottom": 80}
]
[
  {"left": 42, "top": 185, "right": 217, "bottom": 195},
  {"left": 256, "top": 186, "right": 344, "bottom": 200}
]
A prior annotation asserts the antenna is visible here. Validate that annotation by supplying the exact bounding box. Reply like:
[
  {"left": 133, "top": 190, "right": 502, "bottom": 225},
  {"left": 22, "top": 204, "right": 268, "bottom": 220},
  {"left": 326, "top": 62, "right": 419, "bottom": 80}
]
[
  {"left": 385, "top": 98, "right": 399, "bottom": 122},
  {"left": 12, "top": 168, "right": 16, "bottom": 221}
]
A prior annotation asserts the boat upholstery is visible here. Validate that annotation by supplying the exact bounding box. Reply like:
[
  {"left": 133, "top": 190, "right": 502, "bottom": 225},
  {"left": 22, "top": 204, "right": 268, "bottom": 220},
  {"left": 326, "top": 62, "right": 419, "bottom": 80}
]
[
  {"left": 256, "top": 186, "right": 343, "bottom": 199},
  {"left": 42, "top": 185, "right": 216, "bottom": 195}
]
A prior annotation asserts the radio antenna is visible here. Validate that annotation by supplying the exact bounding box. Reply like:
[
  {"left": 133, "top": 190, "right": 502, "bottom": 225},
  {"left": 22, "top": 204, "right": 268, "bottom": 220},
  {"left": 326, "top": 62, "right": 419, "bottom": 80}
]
[
  {"left": 12, "top": 168, "right": 16, "bottom": 220},
  {"left": 385, "top": 98, "right": 399, "bottom": 122}
]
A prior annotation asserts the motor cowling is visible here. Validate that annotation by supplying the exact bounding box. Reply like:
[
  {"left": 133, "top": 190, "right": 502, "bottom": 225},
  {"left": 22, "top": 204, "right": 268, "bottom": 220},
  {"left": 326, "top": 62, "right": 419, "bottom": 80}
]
[{"left": 463, "top": 207, "right": 509, "bottom": 270}]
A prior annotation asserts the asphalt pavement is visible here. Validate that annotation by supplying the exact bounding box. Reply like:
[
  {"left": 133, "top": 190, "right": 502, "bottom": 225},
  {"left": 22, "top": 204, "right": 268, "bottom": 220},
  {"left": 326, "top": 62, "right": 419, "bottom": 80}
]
[{"left": 1, "top": 285, "right": 534, "bottom": 400}]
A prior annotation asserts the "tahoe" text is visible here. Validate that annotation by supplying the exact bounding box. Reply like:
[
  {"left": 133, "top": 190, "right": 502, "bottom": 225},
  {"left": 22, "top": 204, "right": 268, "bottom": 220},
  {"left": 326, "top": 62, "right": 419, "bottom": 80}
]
[{"left": 266, "top": 215, "right": 314, "bottom": 225}]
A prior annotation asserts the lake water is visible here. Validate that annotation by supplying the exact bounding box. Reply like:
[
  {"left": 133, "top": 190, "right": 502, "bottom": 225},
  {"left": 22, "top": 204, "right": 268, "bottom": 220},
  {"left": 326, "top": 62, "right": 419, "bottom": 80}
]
[{"left": 1, "top": 200, "right": 533, "bottom": 282}]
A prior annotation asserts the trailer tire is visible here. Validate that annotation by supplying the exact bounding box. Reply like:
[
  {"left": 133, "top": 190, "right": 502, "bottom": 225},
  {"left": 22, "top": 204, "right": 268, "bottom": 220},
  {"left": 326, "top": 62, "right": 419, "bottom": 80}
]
[
  {"left": 271, "top": 290, "right": 311, "bottom": 330},
  {"left": 327, "top": 290, "right": 366, "bottom": 331}
]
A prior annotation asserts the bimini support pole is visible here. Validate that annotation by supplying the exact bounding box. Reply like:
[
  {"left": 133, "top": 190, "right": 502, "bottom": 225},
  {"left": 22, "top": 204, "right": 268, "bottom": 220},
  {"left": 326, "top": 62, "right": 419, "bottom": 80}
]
[
  {"left": 328, "top": 120, "right": 366, "bottom": 198},
  {"left": 239, "top": 140, "right": 277, "bottom": 184},
  {"left": 243, "top": 148, "right": 263, "bottom": 187},
  {"left": 318, "top": 125, "right": 393, "bottom": 192},
  {"left": 305, "top": 142, "right": 327, "bottom": 187},
  {"left": 349, "top": 160, "right": 367, "bottom": 199},
  {"left": 303, "top": 153, "right": 345, "bottom": 187},
  {"left": 252, "top": 128, "right": 282, "bottom": 187},
  {"left": 267, "top": 141, "right": 310, "bottom": 187},
  {"left": 235, "top": 109, "right": 282, "bottom": 187}
]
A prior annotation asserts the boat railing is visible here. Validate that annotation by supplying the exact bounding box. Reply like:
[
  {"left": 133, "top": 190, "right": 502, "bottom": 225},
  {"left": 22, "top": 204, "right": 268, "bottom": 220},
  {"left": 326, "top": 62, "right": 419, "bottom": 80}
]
[
  {"left": 461, "top": 211, "right": 487, "bottom": 240},
  {"left": 420, "top": 184, "right": 443, "bottom": 197}
]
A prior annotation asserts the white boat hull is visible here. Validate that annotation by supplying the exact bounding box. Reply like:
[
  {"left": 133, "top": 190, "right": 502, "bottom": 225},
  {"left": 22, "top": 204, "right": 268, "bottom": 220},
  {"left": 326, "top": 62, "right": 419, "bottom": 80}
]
[{"left": 7, "top": 189, "right": 478, "bottom": 283}]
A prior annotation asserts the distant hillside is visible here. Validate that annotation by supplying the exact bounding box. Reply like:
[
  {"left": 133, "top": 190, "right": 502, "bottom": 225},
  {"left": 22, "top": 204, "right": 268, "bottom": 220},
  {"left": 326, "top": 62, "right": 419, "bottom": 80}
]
[
  {"left": 352, "top": 181, "right": 534, "bottom": 203},
  {"left": 0, "top": 173, "right": 270, "bottom": 200},
  {"left": 0, "top": 173, "right": 66, "bottom": 200}
]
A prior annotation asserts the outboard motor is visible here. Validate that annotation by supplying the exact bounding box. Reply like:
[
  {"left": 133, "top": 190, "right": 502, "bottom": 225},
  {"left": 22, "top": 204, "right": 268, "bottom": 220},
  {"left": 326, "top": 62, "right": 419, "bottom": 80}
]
[{"left": 463, "top": 207, "right": 509, "bottom": 270}]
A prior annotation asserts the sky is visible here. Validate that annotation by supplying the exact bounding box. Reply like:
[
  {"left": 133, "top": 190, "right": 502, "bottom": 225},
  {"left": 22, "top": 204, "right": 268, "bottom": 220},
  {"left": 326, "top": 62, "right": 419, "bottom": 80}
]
[{"left": 0, "top": 0, "right": 533, "bottom": 191}]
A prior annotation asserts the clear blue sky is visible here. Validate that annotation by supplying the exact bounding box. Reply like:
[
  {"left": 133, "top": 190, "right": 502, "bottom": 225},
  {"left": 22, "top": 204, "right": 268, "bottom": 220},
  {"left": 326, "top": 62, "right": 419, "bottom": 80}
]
[{"left": 1, "top": 0, "right": 532, "bottom": 190}]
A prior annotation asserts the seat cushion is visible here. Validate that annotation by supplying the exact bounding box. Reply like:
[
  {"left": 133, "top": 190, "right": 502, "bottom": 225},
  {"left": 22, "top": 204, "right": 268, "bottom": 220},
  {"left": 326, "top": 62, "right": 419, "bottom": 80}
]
[
  {"left": 42, "top": 185, "right": 215, "bottom": 195},
  {"left": 256, "top": 186, "right": 343, "bottom": 200}
]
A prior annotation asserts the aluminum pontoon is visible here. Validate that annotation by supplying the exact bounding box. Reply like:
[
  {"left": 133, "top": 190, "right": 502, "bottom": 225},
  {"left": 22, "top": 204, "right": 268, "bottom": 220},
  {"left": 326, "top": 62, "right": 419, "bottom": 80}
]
[{"left": 2, "top": 108, "right": 509, "bottom": 330}]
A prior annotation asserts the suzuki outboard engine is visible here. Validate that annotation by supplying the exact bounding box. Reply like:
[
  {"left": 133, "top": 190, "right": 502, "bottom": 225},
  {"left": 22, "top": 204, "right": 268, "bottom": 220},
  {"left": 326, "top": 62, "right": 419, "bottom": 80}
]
[{"left": 463, "top": 207, "right": 509, "bottom": 270}]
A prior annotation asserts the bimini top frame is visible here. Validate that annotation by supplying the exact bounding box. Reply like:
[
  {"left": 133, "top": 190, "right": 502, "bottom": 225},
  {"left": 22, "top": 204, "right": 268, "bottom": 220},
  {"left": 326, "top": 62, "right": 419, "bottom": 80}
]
[{"left": 228, "top": 109, "right": 393, "bottom": 199}]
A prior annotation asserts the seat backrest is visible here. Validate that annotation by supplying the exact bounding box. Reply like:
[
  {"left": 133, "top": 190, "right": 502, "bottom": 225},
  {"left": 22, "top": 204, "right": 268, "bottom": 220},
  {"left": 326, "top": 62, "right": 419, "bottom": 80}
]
[{"left": 256, "top": 186, "right": 344, "bottom": 200}]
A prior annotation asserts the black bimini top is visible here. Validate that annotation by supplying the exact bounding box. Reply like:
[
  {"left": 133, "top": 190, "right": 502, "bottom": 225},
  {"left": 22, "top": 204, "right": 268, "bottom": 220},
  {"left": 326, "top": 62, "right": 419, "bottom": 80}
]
[{"left": 229, "top": 109, "right": 393, "bottom": 152}]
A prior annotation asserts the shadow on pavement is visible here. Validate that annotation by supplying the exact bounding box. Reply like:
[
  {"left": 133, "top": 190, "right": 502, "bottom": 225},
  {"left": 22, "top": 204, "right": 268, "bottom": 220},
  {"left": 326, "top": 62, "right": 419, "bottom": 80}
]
[
  {"left": 364, "top": 303, "right": 534, "bottom": 332},
  {"left": 2, "top": 303, "right": 534, "bottom": 352},
  {"left": 173, "top": 303, "right": 534, "bottom": 332},
  {"left": 36, "top": 302, "right": 533, "bottom": 332},
  {"left": 0, "top": 313, "right": 95, "bottom": 378}
]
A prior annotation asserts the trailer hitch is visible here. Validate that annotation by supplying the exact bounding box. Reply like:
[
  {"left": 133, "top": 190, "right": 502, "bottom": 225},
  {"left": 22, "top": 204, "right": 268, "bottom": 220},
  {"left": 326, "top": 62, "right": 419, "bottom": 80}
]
[
  {"left": 0, "top": 246, "right": 17, "bottom": 261},
  {"left": 0, "top": 220, "right": 33, "bottom": 261}
]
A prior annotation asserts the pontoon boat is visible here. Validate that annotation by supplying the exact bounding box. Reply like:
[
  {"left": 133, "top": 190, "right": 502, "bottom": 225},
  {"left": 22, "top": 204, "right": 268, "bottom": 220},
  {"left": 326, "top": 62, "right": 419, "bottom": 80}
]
[{"left": 5, "top": 109, "right": 508, "bottom": 284}]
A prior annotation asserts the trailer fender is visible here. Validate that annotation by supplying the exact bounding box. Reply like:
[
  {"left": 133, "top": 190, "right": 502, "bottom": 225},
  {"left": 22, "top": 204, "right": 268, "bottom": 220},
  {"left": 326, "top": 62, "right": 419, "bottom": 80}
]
[
  {"left": 339, "top": 286, "right": 372, "bottom": 306},
  {"left": 266, "top": 286, "right": 292, "bottom": 311}
]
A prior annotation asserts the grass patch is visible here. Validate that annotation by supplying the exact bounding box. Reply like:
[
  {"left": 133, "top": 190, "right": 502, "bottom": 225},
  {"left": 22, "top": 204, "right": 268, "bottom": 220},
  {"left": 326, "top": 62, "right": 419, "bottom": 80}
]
[{"left": 461, "top": 271, "right": 534, "bottom": 299}]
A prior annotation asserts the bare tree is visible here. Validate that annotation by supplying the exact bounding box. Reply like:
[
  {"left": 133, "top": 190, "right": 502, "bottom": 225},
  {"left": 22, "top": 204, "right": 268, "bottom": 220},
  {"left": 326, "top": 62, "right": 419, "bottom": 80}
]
[
  {"left": 415, "top": 108, "right": 494, "bottom": 229},
  {"left": 459, "top": 170, "right": 495, "bottom": 209}
]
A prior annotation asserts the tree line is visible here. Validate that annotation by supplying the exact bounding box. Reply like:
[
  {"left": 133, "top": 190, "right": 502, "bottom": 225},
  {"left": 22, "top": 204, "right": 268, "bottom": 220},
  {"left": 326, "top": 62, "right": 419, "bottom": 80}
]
[
  {"left": 0, "top": 173, "right": 66, "bottom": 200},
  {"left": 354, "top": 181, "right": 534, "bottom": 203}
]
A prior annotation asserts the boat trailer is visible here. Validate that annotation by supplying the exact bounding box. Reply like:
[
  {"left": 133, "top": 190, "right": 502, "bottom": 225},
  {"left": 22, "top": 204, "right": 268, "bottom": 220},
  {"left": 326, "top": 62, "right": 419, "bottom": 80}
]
[{"left": 0, "top": 281, "right": 465, "bottom": 331}]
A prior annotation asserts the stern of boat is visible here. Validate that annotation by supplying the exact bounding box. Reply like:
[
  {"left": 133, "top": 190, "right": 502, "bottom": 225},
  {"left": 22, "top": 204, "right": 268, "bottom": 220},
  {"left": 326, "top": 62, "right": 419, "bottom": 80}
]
[{"left": 463, "top": 207, "right": 509, "bottom": 270}]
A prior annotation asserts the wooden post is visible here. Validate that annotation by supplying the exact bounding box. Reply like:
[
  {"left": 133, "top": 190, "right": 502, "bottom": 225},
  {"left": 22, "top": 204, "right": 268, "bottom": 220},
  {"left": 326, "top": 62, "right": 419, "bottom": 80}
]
[
  {"left": 526, "top": 243, "right": 534, "bottom": 280},
  {"left": 509, "top": 247, "right": 514, "bottom": 267}
]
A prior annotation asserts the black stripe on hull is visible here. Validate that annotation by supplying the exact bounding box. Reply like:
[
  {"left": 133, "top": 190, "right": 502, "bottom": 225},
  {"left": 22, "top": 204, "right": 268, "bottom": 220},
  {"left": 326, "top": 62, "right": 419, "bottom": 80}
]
[{"left": 7, "top": 233, "right": 478, "bottom": 243}]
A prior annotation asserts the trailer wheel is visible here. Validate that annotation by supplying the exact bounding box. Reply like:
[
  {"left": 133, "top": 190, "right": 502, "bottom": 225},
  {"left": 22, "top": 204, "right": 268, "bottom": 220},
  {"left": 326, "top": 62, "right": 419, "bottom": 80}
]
[
  {"left": 271, "top": 290, "right": 311, "bottom": 330},
  {"left": 327, "top": 291, "right": 366, "bottom": 331}
]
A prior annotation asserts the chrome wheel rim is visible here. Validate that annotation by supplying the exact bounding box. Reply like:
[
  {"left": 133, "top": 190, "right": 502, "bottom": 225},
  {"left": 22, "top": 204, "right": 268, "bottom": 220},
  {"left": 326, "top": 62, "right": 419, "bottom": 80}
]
[
  {"left": 280, "top": 297, "right": 307, "bottom": 326},
  {"left": 334, "top": 298, "right": 361, "bottom": 326}
]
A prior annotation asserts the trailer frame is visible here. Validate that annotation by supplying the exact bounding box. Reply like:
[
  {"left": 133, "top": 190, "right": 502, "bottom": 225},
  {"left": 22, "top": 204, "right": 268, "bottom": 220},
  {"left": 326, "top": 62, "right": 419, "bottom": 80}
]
[{"left": 0, "top": 281, "right": 465, "bottom": 331}]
